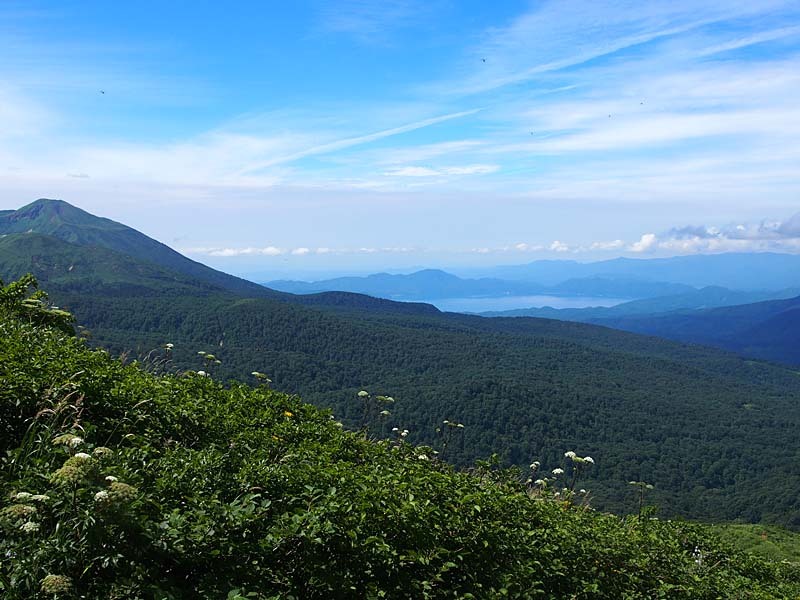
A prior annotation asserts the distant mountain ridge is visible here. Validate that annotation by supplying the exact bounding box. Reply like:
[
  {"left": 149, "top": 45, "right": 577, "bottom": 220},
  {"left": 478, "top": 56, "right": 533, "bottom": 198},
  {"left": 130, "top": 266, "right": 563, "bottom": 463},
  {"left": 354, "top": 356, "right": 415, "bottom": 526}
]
[
  {"left": 466, "top": 253, "right": 800, "bottom": 290},
  {"left": 482, "top": 286, "right": 800, "bottom": 319},
  {"left": 267, "top": 270, "right": 694, "bottom": 300}
]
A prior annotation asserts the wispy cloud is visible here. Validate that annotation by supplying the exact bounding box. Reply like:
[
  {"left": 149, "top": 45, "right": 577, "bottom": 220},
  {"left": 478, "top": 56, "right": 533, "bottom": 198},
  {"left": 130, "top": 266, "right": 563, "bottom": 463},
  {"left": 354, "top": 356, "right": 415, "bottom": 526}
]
[
  {"left": 385, "top": 164, "right": 498, "bottom": 177},
  {"left": 317, "top": 0, "right": 437, "bottom": 43},
  {"left": 436, "top": 0, "right": 797, "bottom": 96},
  {"left": 236, "top": 109, "right": 481, "bottom": 176}
]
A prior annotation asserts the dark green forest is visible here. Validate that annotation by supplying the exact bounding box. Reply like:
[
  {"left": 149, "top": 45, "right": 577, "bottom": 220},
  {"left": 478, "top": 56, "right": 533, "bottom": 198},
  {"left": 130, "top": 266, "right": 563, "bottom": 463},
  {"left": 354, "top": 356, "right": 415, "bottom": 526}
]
[{"left": 35, "top": 288, "right": 800, "bottom": 529}]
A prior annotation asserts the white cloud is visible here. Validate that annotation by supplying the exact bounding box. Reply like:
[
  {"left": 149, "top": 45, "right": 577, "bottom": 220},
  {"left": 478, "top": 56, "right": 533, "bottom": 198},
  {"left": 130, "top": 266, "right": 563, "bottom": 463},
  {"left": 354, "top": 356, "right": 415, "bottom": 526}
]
[
  {"left": 630, "top": 233, "right": 658, "bottom": 253},
  {"left": 291, "top": 247, "right": 311, "bottom": 255},
  {"left": 591, "top": 239, "right": 625, "bottom": 250},
  {"left": 549, "top": 240, "right": 570, "bottom": 252},
  {"left": 630, "top": 212, "right": 800, "bottom": 254},
  {"left": 190, "top": 246, "right": 286, "bottom": 257}
]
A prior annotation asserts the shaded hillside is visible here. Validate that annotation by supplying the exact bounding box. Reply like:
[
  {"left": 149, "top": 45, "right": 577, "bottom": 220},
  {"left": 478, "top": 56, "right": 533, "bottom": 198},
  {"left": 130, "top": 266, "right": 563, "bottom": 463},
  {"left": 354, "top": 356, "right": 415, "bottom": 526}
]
[{"left": 595, "top": 296, "right": 800, "bottom": 366}]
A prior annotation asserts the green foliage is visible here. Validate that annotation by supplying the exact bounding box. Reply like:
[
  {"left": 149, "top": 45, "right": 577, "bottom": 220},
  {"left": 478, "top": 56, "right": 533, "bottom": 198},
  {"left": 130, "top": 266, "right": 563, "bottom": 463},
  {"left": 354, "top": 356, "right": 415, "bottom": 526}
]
[
  {"left": 707, "top": 524, "right": 800, "bottom": 564},
  {"left": 1, "top": 279, "right": 800, "bottom": 598},
  {"left": 55, "top": 290, "right": 800, "bottom": 528},
  {"left": 0, "top": 274, "right": 74, "bottom": 334}
]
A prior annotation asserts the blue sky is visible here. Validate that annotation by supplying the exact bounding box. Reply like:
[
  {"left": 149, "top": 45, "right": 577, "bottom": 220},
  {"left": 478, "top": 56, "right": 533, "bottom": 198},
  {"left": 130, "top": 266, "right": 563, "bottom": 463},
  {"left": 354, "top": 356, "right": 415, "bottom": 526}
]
[{"left": 1, "top": 0, "right": 800, "bottom": 277}]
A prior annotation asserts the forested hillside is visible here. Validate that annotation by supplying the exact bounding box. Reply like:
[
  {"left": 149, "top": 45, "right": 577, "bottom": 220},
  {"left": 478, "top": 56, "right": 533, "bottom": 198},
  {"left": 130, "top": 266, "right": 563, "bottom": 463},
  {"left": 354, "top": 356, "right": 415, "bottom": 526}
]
[
  {"left": 39, "top": 288, "right": 800, "bottom": 528},
  {"left": 1, "top": 277, "right": 799, "bottom": 598}
]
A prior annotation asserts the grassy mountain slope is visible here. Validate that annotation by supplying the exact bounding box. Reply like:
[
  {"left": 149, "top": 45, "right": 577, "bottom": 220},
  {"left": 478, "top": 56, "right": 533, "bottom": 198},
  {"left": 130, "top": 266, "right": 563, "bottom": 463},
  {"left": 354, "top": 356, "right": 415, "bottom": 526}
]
[
  {"left": 1, "top": 282, "right": 798, "bottom": 598},
  {"left": 0, "top": 199, "right": 277, "bottom": 298},
  {"left": 0, "top": 233, "right": 223, "bottom": 296}
]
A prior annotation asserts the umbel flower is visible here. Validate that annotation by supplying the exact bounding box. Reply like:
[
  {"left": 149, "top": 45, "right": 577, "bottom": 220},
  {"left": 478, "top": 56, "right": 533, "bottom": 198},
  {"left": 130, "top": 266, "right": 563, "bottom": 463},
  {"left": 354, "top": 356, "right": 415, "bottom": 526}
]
[
  {"left": 94, "top": 481, "right": 138, "bottom": 508},
  {"left": 52, "top": 433, "right": 83, "bottom": 448},
  {"left": 51, "top": 454, "right": 95, "bottom": 485},
  {"left": 2, "top": 503, "right": 37, "bottom": 524},
  {"left": 20, "top": 521, "right": 40, "bottom": 533},
  {"left": 41, "top": 574, "right": 73, "bottom": 594},
  {"left": 107, "top": 481, "right": 139, "bottom": 503}
]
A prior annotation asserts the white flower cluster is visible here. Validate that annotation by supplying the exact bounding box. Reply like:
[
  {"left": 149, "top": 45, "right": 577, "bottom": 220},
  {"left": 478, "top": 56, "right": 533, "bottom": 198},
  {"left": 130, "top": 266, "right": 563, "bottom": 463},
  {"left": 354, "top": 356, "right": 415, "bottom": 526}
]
[
  {"left": 564, "top": 451, "right": 595, "bottom": 465},
  {"left": 20, "top": 521, "right": 40, "bottom": 533}
]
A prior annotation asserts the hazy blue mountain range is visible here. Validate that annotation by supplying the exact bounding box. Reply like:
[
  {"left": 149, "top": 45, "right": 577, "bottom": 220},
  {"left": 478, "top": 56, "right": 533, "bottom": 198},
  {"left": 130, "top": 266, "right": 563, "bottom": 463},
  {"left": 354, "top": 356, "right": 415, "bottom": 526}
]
[
  {"left": 482, "top": 286, "right": 800, "bottom": 319},
  {"left": 461, "top": 253, "right": 800, "bottom": 290},
  {"left": 266, "top": 270, "right": 694, "bottom": 300},
  {"left": 3, "top": 199, "right": 800, "bottom": 525}
]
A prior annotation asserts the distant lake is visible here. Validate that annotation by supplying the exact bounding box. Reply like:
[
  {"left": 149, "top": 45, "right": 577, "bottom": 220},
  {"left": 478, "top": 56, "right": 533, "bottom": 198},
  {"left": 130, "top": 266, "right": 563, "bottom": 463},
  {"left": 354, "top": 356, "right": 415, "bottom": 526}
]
[{"left": 416, "top": 295, "right": 629, "bottom": 313}]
